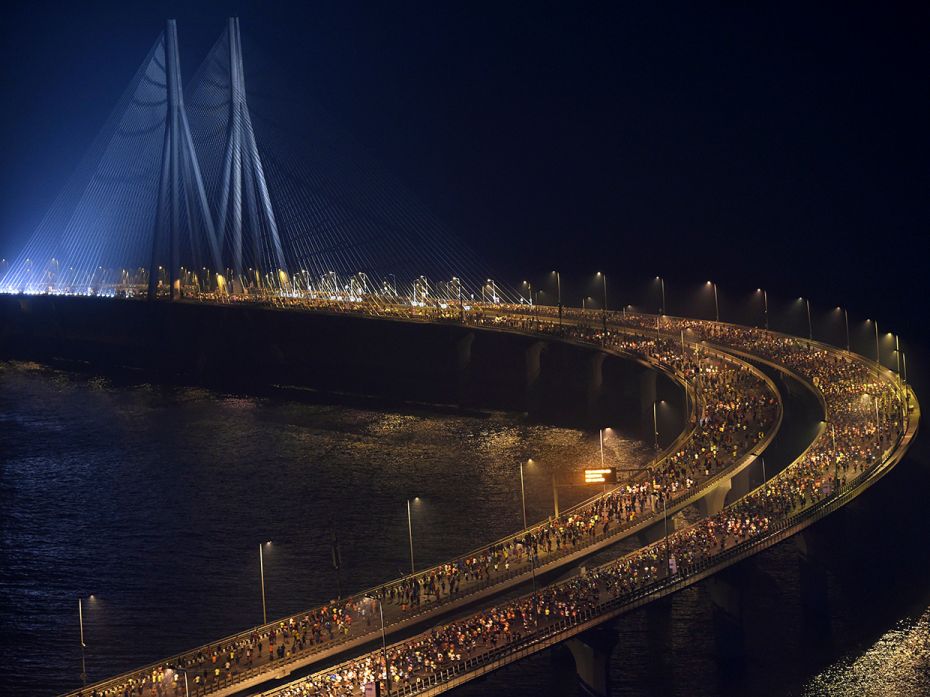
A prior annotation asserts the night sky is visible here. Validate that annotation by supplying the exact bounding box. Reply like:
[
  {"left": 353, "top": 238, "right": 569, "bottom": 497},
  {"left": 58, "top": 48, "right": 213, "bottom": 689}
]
[{"left": 1, "top": 1, "right": 927, "bottom": 346}]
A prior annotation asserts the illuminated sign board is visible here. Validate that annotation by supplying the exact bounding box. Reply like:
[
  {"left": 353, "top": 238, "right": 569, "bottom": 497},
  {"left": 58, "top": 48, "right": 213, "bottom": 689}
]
[{"left": 583, "top": 468, "right": 616, "bottom": 484}]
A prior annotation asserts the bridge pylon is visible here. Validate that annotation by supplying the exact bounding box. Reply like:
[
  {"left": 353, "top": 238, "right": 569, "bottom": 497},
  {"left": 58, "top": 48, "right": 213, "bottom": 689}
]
[
  {"left": 215, "top": 17, "right": 286, "bottom": 287},
  {"left": 148, "top": 19, "right": 222, "bottom": 301}
]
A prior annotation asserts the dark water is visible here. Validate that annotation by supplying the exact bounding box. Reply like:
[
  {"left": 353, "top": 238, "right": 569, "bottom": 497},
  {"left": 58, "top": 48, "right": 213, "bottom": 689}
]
[
  {"left": 0, "top": 361, "right": 648, "bottom": 695},
  {"left": 1, "top": 362, "right": 928, "bottom": 697}
]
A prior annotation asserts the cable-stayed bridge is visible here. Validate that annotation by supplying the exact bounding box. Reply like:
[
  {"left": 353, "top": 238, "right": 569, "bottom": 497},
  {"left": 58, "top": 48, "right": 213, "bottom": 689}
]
[
  {"left": 1, "top": 18, "right": 505, "bottom": 306},
  {"left": 0, "top": 18, "right": 920, "bottom": 697}
]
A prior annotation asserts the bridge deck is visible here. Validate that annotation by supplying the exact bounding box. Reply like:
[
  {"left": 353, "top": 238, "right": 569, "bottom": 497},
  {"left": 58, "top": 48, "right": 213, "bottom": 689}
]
[
  {"left": 248, "top": 312, "right": 916, "bottom": 697},
  {"left": 56, "top": 304, "right": 782, "bottom": 697}
]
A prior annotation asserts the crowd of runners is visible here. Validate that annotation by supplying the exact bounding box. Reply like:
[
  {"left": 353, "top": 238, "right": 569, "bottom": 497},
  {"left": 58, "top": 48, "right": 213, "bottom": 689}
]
[
  {"left": 71, "top": 304, "right": 908, "bottom": 697},
  {"left": 259, "top": 312, "right": 907, "bottom": 697}
]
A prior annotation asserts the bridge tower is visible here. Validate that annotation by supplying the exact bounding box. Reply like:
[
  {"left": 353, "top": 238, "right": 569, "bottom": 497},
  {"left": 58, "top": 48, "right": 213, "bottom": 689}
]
[
  {"left": 215, "top": 17, "right": 286, "bottom": 288},
  {"left": 148, "top": 19, "right": 222, "bottom": 301}
]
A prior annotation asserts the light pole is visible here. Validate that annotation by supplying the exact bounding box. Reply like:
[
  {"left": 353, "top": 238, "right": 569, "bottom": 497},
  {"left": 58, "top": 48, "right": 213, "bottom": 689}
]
[
  {"left": 662, "top": 496, "right": 670, "bottom": 576},
  {"left": 407, "top": 498, "right": 417, "bottom": 574},
  {"left": 842, "top": 307, "right": 850, "bottom": 351},
  {"left": 366, "top": 594, "right": 391, "bottom": 697},
  {"left": 760, "top": 456, "right": 766, "bottom": 484},
  {"left": 78, "top": 597, "right": 88, "bottom": 686},
  {"left": 895, "top": 335, "right": 901, "bottom": 381},
  {"left": 597, "top": 272, "right": 608, "bottom": 334},
  {"left": 652, "top": 400, "right": 660, "bottom": 450},
  {"left": 259, "top": 541, "right": 271, "bottom": 625},
  {"left": 331, "top": 529, "right": 343, "bottom": 600},
  {"left": 870, "top": 320, "right": 880, "bottom": 365},
  {"left": 554, "top": 271, "right": 562, "bottom": 333},
  {"left": 657, "top": 276, "right": 666, "bottom": 315},
  {"left": 519, "top": 460, "right": 538, "bottom": 592},
  {"left": 170, "top": 666, "right": 190, "bottom": 697},
  {"left": 805, "top": 298, "right": 812, "bottom": 341},
  {"left": 708, "top": 281, "right": 719, "bottom": 322},
  {"left": 758, "top": 289, "right": 768, "bottom": 329}
]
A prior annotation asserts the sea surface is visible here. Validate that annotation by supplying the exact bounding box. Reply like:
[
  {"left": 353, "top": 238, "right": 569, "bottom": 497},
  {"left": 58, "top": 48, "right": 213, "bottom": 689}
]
[{"left": 1, "top": 361, "right": 928, "bottom": 696}]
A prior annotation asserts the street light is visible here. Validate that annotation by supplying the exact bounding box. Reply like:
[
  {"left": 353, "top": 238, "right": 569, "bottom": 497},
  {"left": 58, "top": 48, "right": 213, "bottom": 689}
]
[
  {"left": 553, "top": 271, "right": 562, "bottom": 332},
  {"left": 597, "top": 271, "right": 608, "bottom": 333},
  {"left": 365, "top": 593, "right": 391, "bottom": 697},
  {"left": 893, "top": 334, "right": 901, "bottom": 381},
  {"left": 707, "top": 281, "right": 719, "bottom": 322},
  {"left": 407, "top": 498, "right": 418, "bottom": 575},
  {"left": 755, "top": 289, "right": 768, "bottom": 329},
  {"left": 803, "top": 297, "right": 812, "bottom": 341},
  {"left": 653, "top": 400, "right": 660, "bottom": 450},
  {"left": 78, "top": 596, "right": 94, "bottom": 686},
  {"left": 519, "top": 460, "right": 538, "bottom": 593},
  {"left": 867, "top": 319, "right": 880, "bottom": 365},
  {"left": 657, "top": 276, "right": 666, "bottom": 315},
  {"left": 837, "top": 307, "right": 850, "bottom": 351},
  {"left": 259, "top": 541, "right": 271, "bottom": 625},
  {"left": 169, "top": 666, "right": 190, "bottom": 697}
]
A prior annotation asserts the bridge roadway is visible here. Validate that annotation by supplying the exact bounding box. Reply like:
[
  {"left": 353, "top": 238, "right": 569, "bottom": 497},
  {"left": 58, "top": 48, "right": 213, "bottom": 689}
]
[
  {"left": 244, "top": 310, "right": 917, "bottom": 697},
  {"left": 60, "top": 304, "right": 783, "bottom": 697}
]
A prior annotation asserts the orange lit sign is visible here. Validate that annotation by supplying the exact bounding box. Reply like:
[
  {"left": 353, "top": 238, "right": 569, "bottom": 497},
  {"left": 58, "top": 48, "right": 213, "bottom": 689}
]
[{"left": 583, "top": 468, "right": 616, "bottom": 484}]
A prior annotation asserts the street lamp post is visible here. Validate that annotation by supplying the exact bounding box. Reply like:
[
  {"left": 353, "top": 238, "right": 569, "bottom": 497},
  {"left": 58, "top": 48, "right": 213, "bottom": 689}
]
[
  {"left": 653, "top": 401, "right": 659, "bottom": 450},
  {"left": 805, "top": 298, "right": 813, "bottom": 341},
  {"left": 708, "top": 281, "right": 719, "bottom": 322},
  {"left": 554, "top": 271, "right": 562, "bottom": 333},
  {"left": 657, "top": 276, "right": 666, "bottom": 315},
  {"left": 366, "top": 594, "right": 391, "bottom": 697},
  {"left": 78, "top": 598, "right": 87, "bottom": 686},
  {"left": 171, "top": 666, "right": 190, "bottom": 697},
  {"left": 259, "top": 542, "right": 271, "bottom": 625},
  {"left": 519, "top": 461, "right": 538, "bottom": 593},
  {"left": 598, "top": 272, "right": 608, "bottom": 334},
  {"left": 759, "top": 289, "right": 768, "bottom": 329},
  {"left": 407, "top": 498, "right": 416, "bottom": 575},
  {"left": 843, "top": 308, "right": 850, "bottom": 351},
  {"left": 872, "top": 320, "right": 880, "bottom": 365},
  {"left": 831, "top": 425, "right": 838, "bottom": 488},
  {"left": 895, "top": 335, "right": 901, "bottom": 381},
  {"left": 662, "top": 496, "right": 670, "bottom": 576}
]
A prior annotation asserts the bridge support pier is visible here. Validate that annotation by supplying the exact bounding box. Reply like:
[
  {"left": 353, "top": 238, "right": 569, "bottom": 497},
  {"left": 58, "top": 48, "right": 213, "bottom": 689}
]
[
  {"left": 727, "top": 466, "right": 752, "bottom": 504},
  {"left": 794, "top": 524, "right": 838, "bottom": 633},
  {"left": 587, "top": 352, "right": 605, "bottom": 420},
  {"left": 706, "top": 567, "right": 747, "bottom": 664},
  {"left": 565, "top": 625, "right": 618, "bottom": 697},
  {"left": 696, "top": 480, "right": 731, "bottom": 516},
  {"left": 455, "top": 332, "right": 474, "bottom": 405},
  {"left": 640, "top": 368, "right": 657, "bottom": 442}
]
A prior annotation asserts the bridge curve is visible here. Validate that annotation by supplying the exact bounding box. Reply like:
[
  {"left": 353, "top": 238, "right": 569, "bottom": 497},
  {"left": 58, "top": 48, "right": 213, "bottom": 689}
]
[
  {"left": 248, "top": 312, "right": 916, "bottom": 697},
  {"left": 54, "top": 302, "right": 782, "bottom": 697}
]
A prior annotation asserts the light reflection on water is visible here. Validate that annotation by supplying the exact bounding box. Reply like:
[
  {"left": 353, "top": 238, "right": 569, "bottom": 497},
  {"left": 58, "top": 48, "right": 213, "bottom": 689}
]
[{"left": 802, "top": 609, "right": 930, "bottom": 697}]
